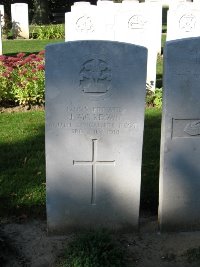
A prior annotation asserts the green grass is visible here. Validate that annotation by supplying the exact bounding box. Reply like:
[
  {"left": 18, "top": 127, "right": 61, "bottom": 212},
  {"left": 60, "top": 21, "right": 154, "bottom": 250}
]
[
  {"left": 0, "top": 108, "right": 161, "bottom": 218},
  {"left": 182, "top": 247, "right": 200, "bottom": 263},
  {"left": 0, "top": 111, "right": 45, "bottom": 217},
  {"left": 2, "top": 39, "right": 64, "bottom": 56},
  {"left": 59, "top": 229, "right": 125, "bottom": 267}
]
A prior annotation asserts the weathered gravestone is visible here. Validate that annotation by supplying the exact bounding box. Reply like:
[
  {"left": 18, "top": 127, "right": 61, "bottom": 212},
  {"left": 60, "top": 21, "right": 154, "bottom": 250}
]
[
  {"left": 11, "top": 3, "right": 29, "bottom": 39},
  {"left": 159, "top": 37, "right": 200, "bottom": 231},
  {"left": 45, "top": 41, "right": 147, "bottom": 234}
]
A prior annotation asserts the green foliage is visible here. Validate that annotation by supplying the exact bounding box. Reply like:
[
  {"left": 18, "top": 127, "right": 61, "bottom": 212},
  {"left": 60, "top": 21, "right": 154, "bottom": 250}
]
[
  {"left": 2, "top": 13, "right": 13, "bottom": 39},
  {"left": 146, "top": 88, "right": 163, "bottom": 109},
  {"left": 31, "top": 24, "right": 64, "bottom": 39},
  {"left": 0, "top": 52, "right": 45, "bottom": 106},
  {"left": 61, "top": 229, "right": 125, "bottom": 267}
]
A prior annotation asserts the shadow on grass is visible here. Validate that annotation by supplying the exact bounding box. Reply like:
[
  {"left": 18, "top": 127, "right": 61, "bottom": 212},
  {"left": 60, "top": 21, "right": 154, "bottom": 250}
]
[
  {"left": 0, "top": 123, "right": 46, "bottom": 219},
  {"left": 140, "top": 109, "right": 162, "bottom": 215},
  {"left": 4, "top": 52, "right": 42, "bottom": 57},
  {"left": 156, "top": 74, "right": 163, "bottom": 88}
]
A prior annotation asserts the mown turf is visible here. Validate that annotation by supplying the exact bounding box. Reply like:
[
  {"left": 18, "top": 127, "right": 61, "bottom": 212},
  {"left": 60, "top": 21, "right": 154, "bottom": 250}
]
[
  {"left": 3, "top": 39, "right": 64, "bottom": 56},
  {"left": 0, "top": 111, "right": 45, "bottom": 217}
]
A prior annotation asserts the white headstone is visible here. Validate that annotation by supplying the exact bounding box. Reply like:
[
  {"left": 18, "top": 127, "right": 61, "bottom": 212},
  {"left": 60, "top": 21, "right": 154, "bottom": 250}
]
[
  {"left": 115, "top": 2, "right": 162, "bottom": 89},
  {"left": 65, "top": 1, "right": 162, "bottom": 90},
  {"left": 96, "top": 1, "right": 116, "bottom": 41},
  {"left": 65, "top": 2, "right": 98, "bottom": 41},
  {"left": 167, "top": 3, "right": 200, "bottom": 41},
  {"left": 45, "top": 41, "right": 147, "bottom": 234},
  {"left": 11, "top": 3, "right": 29, "bottom": 39},
  {"left": 0, "top": 5, "right": 5, "bottom": 26},
  {"left": 159, "top": 37, "right": 200, "bottom": 231}
]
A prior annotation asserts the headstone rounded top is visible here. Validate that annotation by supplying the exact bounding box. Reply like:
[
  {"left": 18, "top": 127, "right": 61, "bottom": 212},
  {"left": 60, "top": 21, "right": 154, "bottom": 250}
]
[
  {"left": 74, "top": 1, "right": 91, "bottom": 6},
  {"left": 123, "top": 0, "right": 139, "bottom": 2}
]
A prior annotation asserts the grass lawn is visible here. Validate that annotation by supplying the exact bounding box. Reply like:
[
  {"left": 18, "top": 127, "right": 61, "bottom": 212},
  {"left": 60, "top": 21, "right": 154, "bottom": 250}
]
[
  {"left": 2, "top": 39, "right": 65, "bottom": 56},
  {"left": 0, "top": 108, "right": 161, "bottom": 218},
  {"left": 0, "top": 111, "right": 45, "bottom": 217}
]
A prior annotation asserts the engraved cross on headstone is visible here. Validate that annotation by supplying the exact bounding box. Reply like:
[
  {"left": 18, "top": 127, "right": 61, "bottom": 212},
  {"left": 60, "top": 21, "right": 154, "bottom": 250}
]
[{"left": 73, "top": 139, "right": 115, "bottom": 205}]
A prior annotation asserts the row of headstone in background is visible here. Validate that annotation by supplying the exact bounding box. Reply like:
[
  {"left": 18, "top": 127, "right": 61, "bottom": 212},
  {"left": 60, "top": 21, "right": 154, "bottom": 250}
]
[
  {"left": 45, "top": 36, "right": 200, "bottom": 234},
  {"left": 65, "top": 0, "right": 162, "bottom": 90}
]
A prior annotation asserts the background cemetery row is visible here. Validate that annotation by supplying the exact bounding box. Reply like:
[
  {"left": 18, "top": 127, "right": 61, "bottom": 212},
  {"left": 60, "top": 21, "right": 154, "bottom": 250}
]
[{"left": 1, "top": 0, "right": 200, "bottom": 90}]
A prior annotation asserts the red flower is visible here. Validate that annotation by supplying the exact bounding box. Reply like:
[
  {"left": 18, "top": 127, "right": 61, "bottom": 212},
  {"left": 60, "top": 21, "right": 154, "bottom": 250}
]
[
  {"left": 37, "top": 65, "right": 44, "bottom": 71},
  {"left": 7, "top": 67, "right": 13, "bottom": 72},
  {"left": 38, "top": 50, "right": 45, "bottom": 56},
  {"left": 17, "top": 53, "right": 25, "bottom": 58},
  {"left": 2, "top": 72, "right": 10, "bottom": 77},
  {"left": 20, "top": 70, "right": 27, "bottom": 75},
  {"left": 29, "top": 54, "right": 37, "bottom": 59},
  {"left": 0, "top": 55, "right": 6, "bottom": 61}
]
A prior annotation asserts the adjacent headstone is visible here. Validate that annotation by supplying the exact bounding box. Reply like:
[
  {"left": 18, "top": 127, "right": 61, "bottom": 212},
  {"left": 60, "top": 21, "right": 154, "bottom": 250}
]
[
  {"left": 167, "top": 2, "right": 200, "bottom": 41},
  {"left": 96, "top": 1, "right": 116, "bottom": 41},
  {"left": 65, "top": 2, "right": 98, "bottom": 41},
  {"left": 46, "top": 41, "right": 147, "bottom": 234},
  {"left": 11, "top": 3, "right": 29, "bottom": 39},
  {"left": 159, "top": 37, "right": 200, "bottom": 231},
  {"left": 65, "top": 1, "right": 162, "bottom": 90},
  {"left": 0, "top": 5, "right": 5, "bottom": 26},
  {"left": 115, "top": 2, "right": 162, "bottom": 89}
]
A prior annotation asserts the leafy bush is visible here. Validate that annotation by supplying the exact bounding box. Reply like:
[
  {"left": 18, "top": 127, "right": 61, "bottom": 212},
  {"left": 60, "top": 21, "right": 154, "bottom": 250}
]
[
  {"left": 146, "top": 88, "right": 163, "bottom": 108},
  {"left": 31, "top": 24, "right": 64, "bottom": 39},
  {"left": 0, "top": 51, "right": 45, "bottom": 106},
  {"left": 61, "top": 229, "right": 125, "bottom": 267}
]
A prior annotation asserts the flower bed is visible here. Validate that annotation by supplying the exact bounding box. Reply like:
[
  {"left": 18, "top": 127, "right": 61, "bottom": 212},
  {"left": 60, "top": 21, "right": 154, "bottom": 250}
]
[{"left": 0, "top": 51, "right": 45, "bottom": 106}]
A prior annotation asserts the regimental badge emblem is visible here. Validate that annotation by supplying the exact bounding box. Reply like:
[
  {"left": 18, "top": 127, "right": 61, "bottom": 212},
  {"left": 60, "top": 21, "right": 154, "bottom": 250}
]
[
  {"left": 79, "top": 58, "right": 112, "bottom": 99},
  {"left": 179, "top": 14, "right": 196, "bottom": 32},
  {"left": 184, "top": 120, "right": 200, "bottom": 136},
  {"left": 128, "top": 15, "right": 146, "bottom": 30},
  {"left": 76, "top": 16, "right": 94, "bottom": 33}
]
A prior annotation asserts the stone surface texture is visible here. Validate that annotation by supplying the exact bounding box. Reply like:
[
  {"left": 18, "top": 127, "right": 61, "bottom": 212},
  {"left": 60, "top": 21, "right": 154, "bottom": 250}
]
[
  {"left": 45, "top": 41, "right": 147, "bottom": 234},
  {"left": 159, "top": 37, "right": 200, "bottom": 231}
]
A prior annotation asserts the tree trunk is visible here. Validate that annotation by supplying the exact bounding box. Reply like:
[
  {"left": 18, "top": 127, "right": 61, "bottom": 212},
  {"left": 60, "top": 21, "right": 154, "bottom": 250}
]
[{"left": 32, "top": 0, "right": 50, "bottom": 25}]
